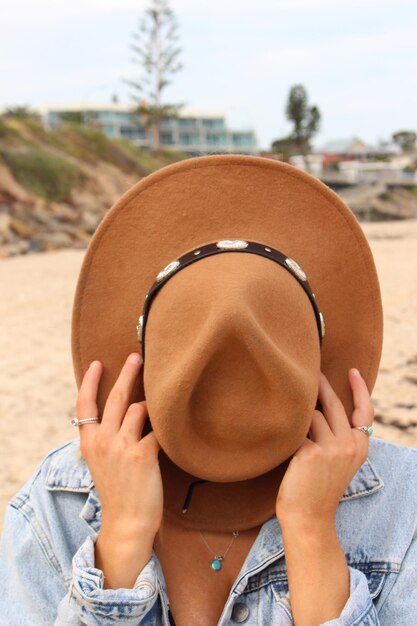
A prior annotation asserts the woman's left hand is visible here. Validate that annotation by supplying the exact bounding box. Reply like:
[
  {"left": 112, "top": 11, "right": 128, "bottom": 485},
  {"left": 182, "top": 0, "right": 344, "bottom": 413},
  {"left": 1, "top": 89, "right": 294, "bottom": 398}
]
[{"left": 275, "top": 368, "right": 374, "bottom": 528}]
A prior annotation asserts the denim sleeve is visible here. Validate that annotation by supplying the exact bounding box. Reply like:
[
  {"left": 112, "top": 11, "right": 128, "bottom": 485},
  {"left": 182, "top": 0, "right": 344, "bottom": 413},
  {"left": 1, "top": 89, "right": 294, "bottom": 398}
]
[
  {"left": 0, "top": 502, "right": 68, "bottom": 625},
  {"left": 376, "top": 523, "right": 417, "bottom": 624},
  {"left": 67, "top": 534, "right": 160, "bottom": 625},
  {"left": 319, "top": 566, "right": 380, "bottom": 626},
  {"left": 320, "top": 521, "right": 417, "bottom": 625},
  {"left": 0, "top": 502, "right": 161, "bottom": 625}
]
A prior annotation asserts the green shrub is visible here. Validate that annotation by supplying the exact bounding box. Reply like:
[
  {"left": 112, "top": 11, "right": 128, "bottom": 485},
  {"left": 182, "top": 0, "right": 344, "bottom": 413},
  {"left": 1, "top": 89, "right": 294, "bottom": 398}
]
[
  {"left": 0, "top": 116, "right": 189, "bottom": 202},
  {"left": 0, "top": 118, "right": 20, "bottom": 141},
  {"left": 0, "top": 145, "right": 88, "bottom": 202},
  {"left": 10, "top": 119, "right": 142, "bottom": 172},
  {"left": 113, "top": 139, "right": 157, "bottom": 174},
  {"left": 379, "top": 191, "right": 394, "bottom": 202},
  {"left": 114, "top": 140, "right": 188, "bottom": 174},
  {"left": 1, "top": 106, "right": 40, "bottom": 120},
  {"left": 58, "top": 123, "right": 138, "bottom": 170},
  {"left": 161, "top": 148, "right": 188, "bottom": 164}
]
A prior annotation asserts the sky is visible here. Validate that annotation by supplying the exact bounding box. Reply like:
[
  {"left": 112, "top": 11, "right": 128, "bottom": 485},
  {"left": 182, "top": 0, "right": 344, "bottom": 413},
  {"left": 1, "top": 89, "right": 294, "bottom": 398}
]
[{"left": 1, "top": 0, "right": 416, "bottom": 151}]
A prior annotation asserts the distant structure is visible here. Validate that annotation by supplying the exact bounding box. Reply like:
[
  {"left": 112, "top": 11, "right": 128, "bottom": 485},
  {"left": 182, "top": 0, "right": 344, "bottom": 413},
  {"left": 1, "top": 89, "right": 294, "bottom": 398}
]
[
  {"left": 37, "top": 103, "right": 259, "bottom": 156},
  {"left": 319, "top": 136, "right": 401, "bottom": 167},
  {"left": 320, "top": 137, "right": 370, "bottom": 164},
  {"left": 289, "top": 136, "right": 413, "bottom": 185}
]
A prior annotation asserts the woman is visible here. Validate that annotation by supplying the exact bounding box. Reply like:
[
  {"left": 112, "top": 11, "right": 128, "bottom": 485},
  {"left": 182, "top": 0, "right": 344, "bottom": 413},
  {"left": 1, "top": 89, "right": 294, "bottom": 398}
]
[
  {"left": 77, "top": 356, "right": 381, "bottom": 626},
  {"left": 1, "top": 155, "right": 416, "bottom": 625}
]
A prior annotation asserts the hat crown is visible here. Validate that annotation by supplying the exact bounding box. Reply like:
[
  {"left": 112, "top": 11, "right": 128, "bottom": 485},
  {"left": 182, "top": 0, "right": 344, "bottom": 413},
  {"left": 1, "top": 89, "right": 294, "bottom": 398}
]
[{"left": 143, "top": 252, "right": 321, "bottom": 482}]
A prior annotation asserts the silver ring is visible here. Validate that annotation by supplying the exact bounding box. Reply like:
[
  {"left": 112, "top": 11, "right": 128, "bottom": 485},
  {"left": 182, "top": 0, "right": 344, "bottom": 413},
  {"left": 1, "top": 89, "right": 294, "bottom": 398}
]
[
  {"left": 354, "top": 425, "right": 374, "bottom": 436},
  {"left": 71, "top": 416, "right": 99, "bottom": 427}
]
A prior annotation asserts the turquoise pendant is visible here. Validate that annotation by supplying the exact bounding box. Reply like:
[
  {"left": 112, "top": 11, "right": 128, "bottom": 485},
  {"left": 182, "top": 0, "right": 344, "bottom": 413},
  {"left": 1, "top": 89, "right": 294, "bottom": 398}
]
[{"left": 211, "top": 557, "right": 223, "bottom": 571}]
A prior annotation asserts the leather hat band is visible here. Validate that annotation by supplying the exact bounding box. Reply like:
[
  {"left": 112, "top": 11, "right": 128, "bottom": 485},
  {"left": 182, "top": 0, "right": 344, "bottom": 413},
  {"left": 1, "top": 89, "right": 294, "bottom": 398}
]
[{"left": 136, "top": 239, "right": 325, "bottom": 360}]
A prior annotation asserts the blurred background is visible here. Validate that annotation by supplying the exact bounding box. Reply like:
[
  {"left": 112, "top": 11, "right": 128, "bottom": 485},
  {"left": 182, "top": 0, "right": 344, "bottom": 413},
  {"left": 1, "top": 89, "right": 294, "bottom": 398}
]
[{"left": 1, "top": 0, "right": 417, "bottom": 527}]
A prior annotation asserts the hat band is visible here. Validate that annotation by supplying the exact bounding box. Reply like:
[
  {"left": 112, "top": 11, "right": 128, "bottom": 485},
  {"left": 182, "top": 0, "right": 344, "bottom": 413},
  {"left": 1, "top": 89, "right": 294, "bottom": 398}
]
[{"left": 136, "top": 239, "right": 325, "bottom": 360}]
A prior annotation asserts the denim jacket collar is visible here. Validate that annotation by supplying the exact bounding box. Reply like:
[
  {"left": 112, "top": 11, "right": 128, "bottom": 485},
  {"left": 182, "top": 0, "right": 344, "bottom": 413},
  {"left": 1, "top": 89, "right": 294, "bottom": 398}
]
[{"left": 43, "top": 438, "right": 385, "bottom": 610}]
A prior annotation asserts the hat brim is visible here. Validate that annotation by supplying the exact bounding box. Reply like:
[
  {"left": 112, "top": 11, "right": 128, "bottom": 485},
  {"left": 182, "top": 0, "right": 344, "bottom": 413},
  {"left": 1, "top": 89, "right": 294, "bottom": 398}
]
[{"left": 71, "top": 154, "right": 383, "bottom": 531}]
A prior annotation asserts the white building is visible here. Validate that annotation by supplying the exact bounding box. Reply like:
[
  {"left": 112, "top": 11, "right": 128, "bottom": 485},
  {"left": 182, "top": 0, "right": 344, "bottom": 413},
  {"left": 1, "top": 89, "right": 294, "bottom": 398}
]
[{"left": 36, "top": 103, "right": 259, "bottom": 156}]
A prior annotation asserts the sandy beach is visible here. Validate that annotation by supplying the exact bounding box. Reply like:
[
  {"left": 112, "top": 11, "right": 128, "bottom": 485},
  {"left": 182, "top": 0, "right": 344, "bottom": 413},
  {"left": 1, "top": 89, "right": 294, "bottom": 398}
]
[{"left": 1, "top": 219, "right": 417, "bottom": 528}]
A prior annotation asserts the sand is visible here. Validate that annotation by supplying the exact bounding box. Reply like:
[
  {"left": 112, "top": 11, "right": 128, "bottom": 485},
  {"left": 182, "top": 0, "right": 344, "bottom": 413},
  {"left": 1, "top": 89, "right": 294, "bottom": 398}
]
[{"left": 1, "top": 219, "right": 417, "bottom": 529}]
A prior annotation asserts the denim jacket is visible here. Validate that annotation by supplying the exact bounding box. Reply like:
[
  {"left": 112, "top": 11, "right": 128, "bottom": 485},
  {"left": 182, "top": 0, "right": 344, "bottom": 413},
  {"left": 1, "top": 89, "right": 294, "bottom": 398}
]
[{"left": 0, "top": 435, "right": 416, "bottom": 626}]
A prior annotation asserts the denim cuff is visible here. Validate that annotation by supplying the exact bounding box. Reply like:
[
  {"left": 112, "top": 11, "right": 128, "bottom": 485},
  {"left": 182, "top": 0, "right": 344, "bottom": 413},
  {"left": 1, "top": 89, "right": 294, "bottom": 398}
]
[
  {"left": 320, "top": 566, "right": 379, "bottom": 626},
  {"left": 68, "top": 535, "right": 159, "bottom": 625}
]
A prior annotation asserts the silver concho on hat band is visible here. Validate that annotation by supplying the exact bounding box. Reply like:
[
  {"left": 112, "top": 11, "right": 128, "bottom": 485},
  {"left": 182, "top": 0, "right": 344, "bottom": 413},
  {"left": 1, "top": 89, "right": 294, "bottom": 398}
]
[
  {"left": 216, "top": 240, "right": 249, "bottom": 250},
  {"left": 285, "top": 257, "right": 307, "bottom": 282},
  {"left": 136, "top": 314, "right": 144, "bottom": 342},
  {"left": 137, "top": 240, "right": 325, "bottom": 347},
  {"left": 319, "top": 311, "right": 325, "bottom": 338},
  {"left": 156, "top": 260, "right": 180, "bottom": 282}
]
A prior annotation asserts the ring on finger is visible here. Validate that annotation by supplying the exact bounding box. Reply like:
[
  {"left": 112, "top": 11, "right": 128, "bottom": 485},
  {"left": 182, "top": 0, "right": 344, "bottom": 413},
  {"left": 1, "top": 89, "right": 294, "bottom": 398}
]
[
  {"left": 71, "top": 416, "right": 100, "bottom": 427},
  {"left": 353, "top": 424, "right": 374, "bottom": 436}
]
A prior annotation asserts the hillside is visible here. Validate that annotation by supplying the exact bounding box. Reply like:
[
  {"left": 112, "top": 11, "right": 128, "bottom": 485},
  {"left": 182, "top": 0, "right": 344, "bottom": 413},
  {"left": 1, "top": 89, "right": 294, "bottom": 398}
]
[
  {"left": 1, "top": 117, "right": 416, "bottom": 258},
  {"left": 0, "top": 116, "right": 188, "bottom": 258}
]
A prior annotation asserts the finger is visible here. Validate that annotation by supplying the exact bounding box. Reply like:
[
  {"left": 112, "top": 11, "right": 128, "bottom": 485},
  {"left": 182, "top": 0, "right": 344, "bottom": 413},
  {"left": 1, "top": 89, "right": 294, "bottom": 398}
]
[
  {"left": 291, "top": 436, "right": 318, "bottom": 460},
  {"left": 318, "top": 372, "right": 352, "bottom": 437},
  {"left": 119, "top": 401, "right": 148, "bottom": 442},
  {"left": 348, "top": 369, "right": 373, "bottom": 459},
  {"left": 348, "top": 368, "right": 375, "bottom": 428},
  {"left": 308, "top": 410, "right": 335, "bottom": 445},
  {"left": 138, "top": 430, "right": 162, "bottom": 459},
  {"left": 76, "top": 361, "right": 102, "bottom": 448},
  {"left": 101, "top": 353, "right": 143, "bottom": 435}
]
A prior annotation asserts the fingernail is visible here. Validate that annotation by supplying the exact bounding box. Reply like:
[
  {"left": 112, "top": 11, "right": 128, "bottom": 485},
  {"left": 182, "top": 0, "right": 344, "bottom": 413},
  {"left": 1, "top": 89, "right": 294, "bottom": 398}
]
[
  {"left": 352, "top": 368, "right": 361, "bottom": 378},
  {"left": 128, "top": 353, "right": 141, "bottom": 364},
  {"left": 89, "top": 361, "right": 100, "bottom": 370}
]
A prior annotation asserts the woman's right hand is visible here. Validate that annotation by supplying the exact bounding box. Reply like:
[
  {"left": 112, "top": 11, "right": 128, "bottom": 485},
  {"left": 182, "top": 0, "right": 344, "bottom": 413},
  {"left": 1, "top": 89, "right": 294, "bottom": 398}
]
[{"left": 75, "top": 352, "right": 163, "bottom": 587}]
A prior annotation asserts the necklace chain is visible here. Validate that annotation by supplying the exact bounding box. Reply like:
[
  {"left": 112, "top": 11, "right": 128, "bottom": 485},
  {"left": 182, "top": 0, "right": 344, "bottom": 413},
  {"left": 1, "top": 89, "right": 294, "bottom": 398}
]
[{"left": 198, "top": 530, "right": 240, "bottom": 560}]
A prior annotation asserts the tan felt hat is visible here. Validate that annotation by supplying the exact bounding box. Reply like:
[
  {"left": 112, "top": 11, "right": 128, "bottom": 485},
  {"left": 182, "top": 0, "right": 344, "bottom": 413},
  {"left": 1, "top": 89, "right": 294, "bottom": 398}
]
[{"left": 71, "top": 154, "right": 383, "bottom": 532}]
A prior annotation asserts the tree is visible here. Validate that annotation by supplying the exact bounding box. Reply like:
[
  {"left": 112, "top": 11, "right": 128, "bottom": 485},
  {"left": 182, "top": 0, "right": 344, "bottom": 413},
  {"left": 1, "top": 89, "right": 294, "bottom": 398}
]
[
  {"left": 392, "top": 130, "right": 417, "bottom": 153},
  {"left": 285, "top": 84, "right": 321, "bottom": 155},
  {"left": 122, "top": 0, "right": 185, "bottom": 154}
]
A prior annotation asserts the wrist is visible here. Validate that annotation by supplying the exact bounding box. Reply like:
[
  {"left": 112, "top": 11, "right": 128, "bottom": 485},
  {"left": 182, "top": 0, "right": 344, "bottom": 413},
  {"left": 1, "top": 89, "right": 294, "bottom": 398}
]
[
  {"left": 95, "top": 526, "right": 157, "bottom": 589},
  {"left": 96, "top": 532, "right": 154, "bottom": 564},
  {"left": 278, "top": 513, "right": 337, "bottom": 538},
  {"left": 100, "top": 517, "right": 159, "bottom": 543},
  {"left": 99, "top": 523, "right": 156, "bottom": 552}
]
